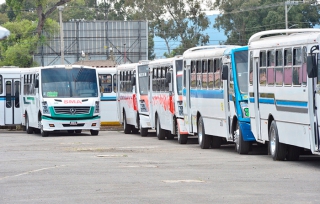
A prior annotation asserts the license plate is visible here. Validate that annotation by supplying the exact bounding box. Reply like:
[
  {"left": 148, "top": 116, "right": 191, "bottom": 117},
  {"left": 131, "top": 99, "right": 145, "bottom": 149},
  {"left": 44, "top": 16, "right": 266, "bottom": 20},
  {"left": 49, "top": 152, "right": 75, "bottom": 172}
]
[{"left": 70, "top": 122, "right": 77, "bottom": 126}]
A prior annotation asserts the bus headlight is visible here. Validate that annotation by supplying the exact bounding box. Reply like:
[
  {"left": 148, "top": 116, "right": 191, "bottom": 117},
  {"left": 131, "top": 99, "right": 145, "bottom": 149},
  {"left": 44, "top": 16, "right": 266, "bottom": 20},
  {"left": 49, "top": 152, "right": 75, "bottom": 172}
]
[
  {"left": 139, "top": 100, "right": 148, "bottom": 112},
  {"left": 42, "top": 101, "right": 50, "bottom": 114},
  {"left": 95, "top": 101, "right": 100, "bottom": 113},
  {"left": 240, "top": 102, "right": 249, "bottom": 118}
]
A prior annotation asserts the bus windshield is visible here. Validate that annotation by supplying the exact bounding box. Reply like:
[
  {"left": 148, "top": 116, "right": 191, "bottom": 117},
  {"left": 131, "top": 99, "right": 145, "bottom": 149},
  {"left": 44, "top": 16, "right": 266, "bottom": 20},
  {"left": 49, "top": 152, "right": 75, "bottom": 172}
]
[
  {"left": 41, "top": 68, "right": 98, "bottom": 98},
  {"left": 234, "top": 50, "right": 248, "bottom": 93},
  {"left": 176, "top": 74, "right": 182, "bottom": 95},
  {"left": 138, "top": 65, "right": 149, "bottom": 95}
]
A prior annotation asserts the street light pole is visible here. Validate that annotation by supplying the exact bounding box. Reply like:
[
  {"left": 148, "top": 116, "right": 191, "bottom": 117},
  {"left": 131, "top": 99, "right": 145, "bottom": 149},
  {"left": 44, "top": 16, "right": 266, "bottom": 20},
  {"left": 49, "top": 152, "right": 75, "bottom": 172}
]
[{"left": 58, "top": 6, "right": 64, "bottom": 65}]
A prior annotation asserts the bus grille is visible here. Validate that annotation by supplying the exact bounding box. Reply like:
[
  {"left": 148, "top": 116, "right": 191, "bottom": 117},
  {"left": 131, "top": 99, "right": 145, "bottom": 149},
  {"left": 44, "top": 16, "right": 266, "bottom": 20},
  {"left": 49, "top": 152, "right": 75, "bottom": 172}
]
[{"left": 54, "top": 106, "right": 91, "bottom": 114}]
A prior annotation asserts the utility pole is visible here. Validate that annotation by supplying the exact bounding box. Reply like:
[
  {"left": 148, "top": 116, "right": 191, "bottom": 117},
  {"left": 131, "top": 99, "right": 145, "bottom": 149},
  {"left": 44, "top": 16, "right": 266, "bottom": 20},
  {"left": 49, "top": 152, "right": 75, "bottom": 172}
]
[
  {"left": 285, "top": 1, "right": 306, "bottom": 29},
  {"left": 58, "top": 6, "right": 64, "bottom": 64}
]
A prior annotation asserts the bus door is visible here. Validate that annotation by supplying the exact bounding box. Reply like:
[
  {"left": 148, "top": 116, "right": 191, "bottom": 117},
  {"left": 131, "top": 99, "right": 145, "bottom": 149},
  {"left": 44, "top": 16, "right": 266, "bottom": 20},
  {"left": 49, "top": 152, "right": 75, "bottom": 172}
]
[
  {"left": 253, "top": 52, "right": 262, "bottom": 140},
  {"left": 4, "top": 78, "right": 21, "bottom": 125},
  {"left": 184, "top": 59, "right": 193, "bottom": 133},
  {"left": 223, "top": 63, "right": 232, "bottom": 139}
]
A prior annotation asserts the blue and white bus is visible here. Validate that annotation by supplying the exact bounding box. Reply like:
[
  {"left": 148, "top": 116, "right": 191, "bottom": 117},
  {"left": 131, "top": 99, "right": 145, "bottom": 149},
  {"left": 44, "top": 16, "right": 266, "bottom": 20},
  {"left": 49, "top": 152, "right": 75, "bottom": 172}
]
[{"left": 179, "top": 45, "right": 255, "bottom": 154}]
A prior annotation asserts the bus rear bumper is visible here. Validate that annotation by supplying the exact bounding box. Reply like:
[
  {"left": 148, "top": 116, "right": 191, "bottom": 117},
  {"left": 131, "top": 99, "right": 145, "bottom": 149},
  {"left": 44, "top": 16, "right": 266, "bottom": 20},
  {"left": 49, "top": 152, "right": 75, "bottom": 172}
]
[
  {"left": 41, "top": 118, "right": 100, "bottom": 131},
  {"left": 239, "top": 121, "right": 255, "bottom": 142}
]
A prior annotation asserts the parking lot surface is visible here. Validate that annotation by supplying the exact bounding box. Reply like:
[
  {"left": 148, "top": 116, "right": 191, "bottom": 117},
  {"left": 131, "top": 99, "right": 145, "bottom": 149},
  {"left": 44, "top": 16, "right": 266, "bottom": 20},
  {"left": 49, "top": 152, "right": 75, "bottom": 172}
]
[{"left": 1, "top": 129, "right": 320, "bottom": 204}]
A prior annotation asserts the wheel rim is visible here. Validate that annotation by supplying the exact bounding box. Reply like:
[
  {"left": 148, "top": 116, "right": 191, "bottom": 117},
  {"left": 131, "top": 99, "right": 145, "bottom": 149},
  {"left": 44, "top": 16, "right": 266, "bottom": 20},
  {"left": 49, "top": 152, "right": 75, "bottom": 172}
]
[
  {"left": 270, "top": 127, "right": 276, "bottom": 156},
  {"left": 156, "top": 119, "right": 160, "bottom": 136},
  {"left": 198, "top": 120, "right": 203, "bottom": 145},
  {"left": 26, "top": 117, "right": 29, "bottom": 129},
  {"left": 234, "top": 124, "right": 240, "bottom": 151}
]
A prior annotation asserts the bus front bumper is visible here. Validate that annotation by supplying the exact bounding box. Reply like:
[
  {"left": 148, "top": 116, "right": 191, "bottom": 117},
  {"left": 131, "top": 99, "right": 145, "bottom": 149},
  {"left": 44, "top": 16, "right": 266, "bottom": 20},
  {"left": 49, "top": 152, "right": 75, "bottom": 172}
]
[{"left": 41, "top": 117, "right": 100, "bottom": 131}]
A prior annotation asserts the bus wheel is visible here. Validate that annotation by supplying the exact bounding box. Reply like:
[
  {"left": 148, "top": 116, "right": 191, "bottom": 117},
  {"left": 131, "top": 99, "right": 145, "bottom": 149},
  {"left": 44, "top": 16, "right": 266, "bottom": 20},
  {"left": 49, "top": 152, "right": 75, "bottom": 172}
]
[
  {"left": 123, "top": 112, "right": 131, "bottom": 134},
  {"left": 198, "top": 116, "right": 211, "bottom": 149},
  {"left": 177, "top": 131, "right": 188, "bottom": 144},
  {"left": 269, "top": 120, "right": 287, "bottom": 161},
  {"left": 75, "top": 130, "right": 82, "bottom": 134},
  {"left": 90, "top": 130, "right": 99, "bottom": 136},
  {"left": 211, "top": 136, "right": 222, "bottom": 149},
  {"left": 286, "top": 145, "right": 300, "bottom": 161},
  {"left": 40, "top": 125, "right": 49, "bottom": 137},
  {"left": 156, "top": 117, "right": 165, "bottom": 140},
  {"left": 26, "top": 114, "right": 33, "bottom": 134},
  {"left": 166, "top": 130, "right": 174, "bottom": 140},
  {"left": 234, "top": 122, "right": 250, "bottom": 154},
  {"left": 140, "top": 127, "right": 148, "bottom": 137}
]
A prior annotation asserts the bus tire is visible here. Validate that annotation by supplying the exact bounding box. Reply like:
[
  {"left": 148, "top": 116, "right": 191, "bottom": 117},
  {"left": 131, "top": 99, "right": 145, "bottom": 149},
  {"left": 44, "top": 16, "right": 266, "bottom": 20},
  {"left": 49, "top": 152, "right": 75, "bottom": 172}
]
[
  {"left": 156, "top": 117, "right": 165, "bottom": 140},
  {"left": 40, "top": 125, "right": 49, "bottom": 137},
  {"left": 140, "top": 127, "right": 148, "bottom": 137},
  {"left": 286, "top": 145, "right": 300, "bottom": 161},
  {"left": 26, "top": 114, "right": 33, "bottom": 134},
  {"left": 198, "top": 116, "right": 211, "bottom": 149},
  {"left": 178, "top": 131, "right": 188, "bottom": 144},
  {"left": 234, "top": 122, "right": 250, "bottom": 154},
  {"left": 90, "top": 130, "right": 99, "bottom": 136},
  {"left": 67, "top": 130, "right": 74, "bottom": 134},
  {"left": 269, "top": 120, "right": 287, "bottom": 161},
  {"left": 75, "top": 130, "right": 82, "bottom": 134},
  {"left": 132, "top": 128, "right": 139, "bottom": 134},
  {"left": 211, "top": 136, "right": 222, "bottom": 149},
  {"left": 166, "top": 130, "right": 174, "bottom": 140},
  {"left": 123, "top": 112, "right": 131, "bottom": 134}
]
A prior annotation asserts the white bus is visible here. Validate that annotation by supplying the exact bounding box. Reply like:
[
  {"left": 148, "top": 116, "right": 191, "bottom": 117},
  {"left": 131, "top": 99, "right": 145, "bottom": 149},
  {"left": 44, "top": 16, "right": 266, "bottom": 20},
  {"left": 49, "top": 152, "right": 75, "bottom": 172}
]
[
  {"left": 148, "top": 56, "right": 185, "bottom": 142},
  {"left": 20, "top": 65, "right": 100, "bottom": 137},
  {"left": 117, "top": 61, "right": 152, "bottom": 136},
  {"left": 248, "top": 29, "right": 320, "bottom": 160},
  {"left": 0, "top": 68, "right": 22, "bottom": 126},
  {"left": 96, "top": 67, "right": 120, "bottom": 126},
  {"left": 181, "top": 45, "right": 254, "bottom": 151}
]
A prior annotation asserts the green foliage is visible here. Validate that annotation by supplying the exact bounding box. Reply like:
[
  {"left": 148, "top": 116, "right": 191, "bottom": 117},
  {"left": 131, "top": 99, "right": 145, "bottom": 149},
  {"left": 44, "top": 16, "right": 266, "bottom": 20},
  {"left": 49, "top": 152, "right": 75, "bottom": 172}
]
[
  {"left": 0, "top": 20, "right": 39, "bottom": 67},
  {"left": 213, "top": 0, "right": 320, "bottom": 45}
]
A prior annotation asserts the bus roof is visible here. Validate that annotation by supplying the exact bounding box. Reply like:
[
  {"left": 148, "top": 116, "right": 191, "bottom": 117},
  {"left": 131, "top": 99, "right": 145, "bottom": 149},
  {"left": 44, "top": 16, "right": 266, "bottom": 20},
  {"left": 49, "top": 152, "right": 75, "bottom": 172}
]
[{"left": 183, "top": 45, "right": 240, "bottom": 59}]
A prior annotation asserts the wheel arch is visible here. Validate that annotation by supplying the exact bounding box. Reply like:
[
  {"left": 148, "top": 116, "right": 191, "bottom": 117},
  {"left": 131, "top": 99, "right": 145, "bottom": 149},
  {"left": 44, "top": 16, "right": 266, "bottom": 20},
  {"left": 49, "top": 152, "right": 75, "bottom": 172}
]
[
  {"left": 231, "top": 115, "right": 238, "bottom": 140},
  {"left": 268, "top": 114, "right": 275, "bottom": 136}
]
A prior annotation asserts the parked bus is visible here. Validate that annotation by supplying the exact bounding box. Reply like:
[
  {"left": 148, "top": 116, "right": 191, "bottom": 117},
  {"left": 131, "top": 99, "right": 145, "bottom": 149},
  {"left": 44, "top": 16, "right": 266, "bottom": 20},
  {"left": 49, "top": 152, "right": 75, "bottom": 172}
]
[
  {"left": 20, "top": 65, "right": 100, "bottom": 137},
  {"left": 96, "top": 67, "right": 120, "bottom": 126},
  {"left": 248, "top": 29, "right": 320, "bottom": 160},
  {"left": 148, "top": 56, "right": 185, "bottom": 142},
  {"left": 117, "top": 61, "right": 152, "bottom": 136},
  {"left": 0, "top": 68, "right": 21, "bottom": 126},
  {"left": 180, "top": 45, "right": 255, "bottom": 153}
]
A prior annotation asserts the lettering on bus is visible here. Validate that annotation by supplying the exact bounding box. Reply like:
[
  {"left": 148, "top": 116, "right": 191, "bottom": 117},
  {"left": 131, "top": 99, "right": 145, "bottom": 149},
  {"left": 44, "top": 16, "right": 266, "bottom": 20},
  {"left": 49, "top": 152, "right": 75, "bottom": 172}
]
[{"left": 64, "top": 99, "right": 82, "bottom": 104}]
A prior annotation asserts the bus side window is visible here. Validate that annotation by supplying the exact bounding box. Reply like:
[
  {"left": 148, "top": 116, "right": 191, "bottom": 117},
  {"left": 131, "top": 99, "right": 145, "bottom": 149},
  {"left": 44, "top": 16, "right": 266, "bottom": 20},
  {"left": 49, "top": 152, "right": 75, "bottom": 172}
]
[
  {"left": 302, "top": 46, "right": 307, "bottom": 86},
  {"left": 202, "top": 59, "right": 208, "bottom": 89},
  {"left": 157, "top": 68, "right": 161, "bottom": 91},
  {"left": 275, "top": 49, "right": 283, "bottom": 86},
  {"left": 214, "top": 58, "right": 221, "bottom": 89},
  {"left": 0, "top": 75, "right": 2, "bottom": 94},
  {"left": 284, "top": 48, "right": 293, "bottom": 86},
  {"left": 249, "top": 51, "right": 253, "bottom": 86},
  {"left": 267, "top": 50, "right": 275, "bottom": 86},
  {"left": 259, "top": 51, "right": 267, "bottom": 86},
  {"left": 191, "top": 61, "right": 197, "bottom": 88},
  {"left": 196, "top": 60, "right": 202, "bottom": 88},
  {"left": 293, "top": 47, "right": 302, "bottom": 86},
  {"left": 208, "top": 59, "right": 214, "bottom": 89},
  {"left": 113, "top": 74, "right": 117, "bottom": 93}
]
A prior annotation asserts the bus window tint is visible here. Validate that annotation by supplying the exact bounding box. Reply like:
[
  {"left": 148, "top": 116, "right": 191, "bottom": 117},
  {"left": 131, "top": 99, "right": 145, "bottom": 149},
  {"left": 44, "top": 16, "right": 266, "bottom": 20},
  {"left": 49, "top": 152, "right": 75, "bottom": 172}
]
[
  {"left": 138, "top": 65, "right": 149, "bottom": 95},
  {"left": 176, "top": 60, "right": 183, "bottom": 72},
  {"left": 234, "top": 50, "right": 249, "bottom": 93}
]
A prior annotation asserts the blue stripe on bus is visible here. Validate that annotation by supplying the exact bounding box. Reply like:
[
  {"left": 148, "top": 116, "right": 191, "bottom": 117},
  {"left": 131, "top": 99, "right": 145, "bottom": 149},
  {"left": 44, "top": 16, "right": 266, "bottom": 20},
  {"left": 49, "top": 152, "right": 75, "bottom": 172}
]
[
  {"left": 249, "top": 97, "right": 308, "bottom": 107},
  {"left": 100, "top": 96, "right": 117, "bottom": 101},
  {"left": 189, "top": 89, "right": 224, "bottom": 99}
]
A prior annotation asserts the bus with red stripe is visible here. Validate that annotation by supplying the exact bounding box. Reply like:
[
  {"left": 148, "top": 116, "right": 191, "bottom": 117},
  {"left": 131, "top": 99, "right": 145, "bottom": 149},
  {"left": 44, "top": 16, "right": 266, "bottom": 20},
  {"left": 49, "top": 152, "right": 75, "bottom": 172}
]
[
  {"left": 148, "top": 57, "right": 185, "bottom": 143},
  {"left": 117, "top": 61, "right": 152, "bottom": 136}
]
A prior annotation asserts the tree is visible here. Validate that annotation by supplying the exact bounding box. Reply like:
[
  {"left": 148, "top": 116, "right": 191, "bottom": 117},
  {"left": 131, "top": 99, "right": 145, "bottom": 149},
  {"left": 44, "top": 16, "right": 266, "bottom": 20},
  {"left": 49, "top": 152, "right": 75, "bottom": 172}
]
[
  {"left": 6, "top": 0, "right": 72, "bottom": 36},
  {"left": 213, "top": 0, "right": 320, "bottom": 45},
  {"left": 127, "top": 0, "right": 210, "bottom": 57}
]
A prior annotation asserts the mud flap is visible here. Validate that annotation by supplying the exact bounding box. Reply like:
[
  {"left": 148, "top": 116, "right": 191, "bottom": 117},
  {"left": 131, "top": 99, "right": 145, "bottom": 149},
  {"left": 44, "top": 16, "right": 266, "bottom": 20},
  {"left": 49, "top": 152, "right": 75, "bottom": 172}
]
[{"left": 177, "top": 118, "right": 188, "bottom": 135}]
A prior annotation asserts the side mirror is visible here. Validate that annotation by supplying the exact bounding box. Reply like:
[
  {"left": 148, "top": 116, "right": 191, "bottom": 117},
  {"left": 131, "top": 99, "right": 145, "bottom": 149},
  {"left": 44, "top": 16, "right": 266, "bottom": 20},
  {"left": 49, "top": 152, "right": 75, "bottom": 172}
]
[
  {"left": 307, "top": 55, "right": 317, "bottom": 78},
  {"left": 166, "top": 72, "right": 172, "bottom": 84},
  {"left": 35, "top": 79, "right": 39, "bottom": 88},
  {"left": 131, "top": 76, "right": 136, "bottom": 86},
  {"left": 222, "top": 65, "right": 229, "bottom": 80}
]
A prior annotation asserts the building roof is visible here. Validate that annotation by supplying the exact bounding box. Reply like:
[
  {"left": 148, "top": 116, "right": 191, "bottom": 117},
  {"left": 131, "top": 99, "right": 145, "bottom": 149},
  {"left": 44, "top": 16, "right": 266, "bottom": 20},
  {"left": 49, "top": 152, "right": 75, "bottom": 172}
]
[{"left": 73, "top": 60, "right": 116, "bottom": 68}]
